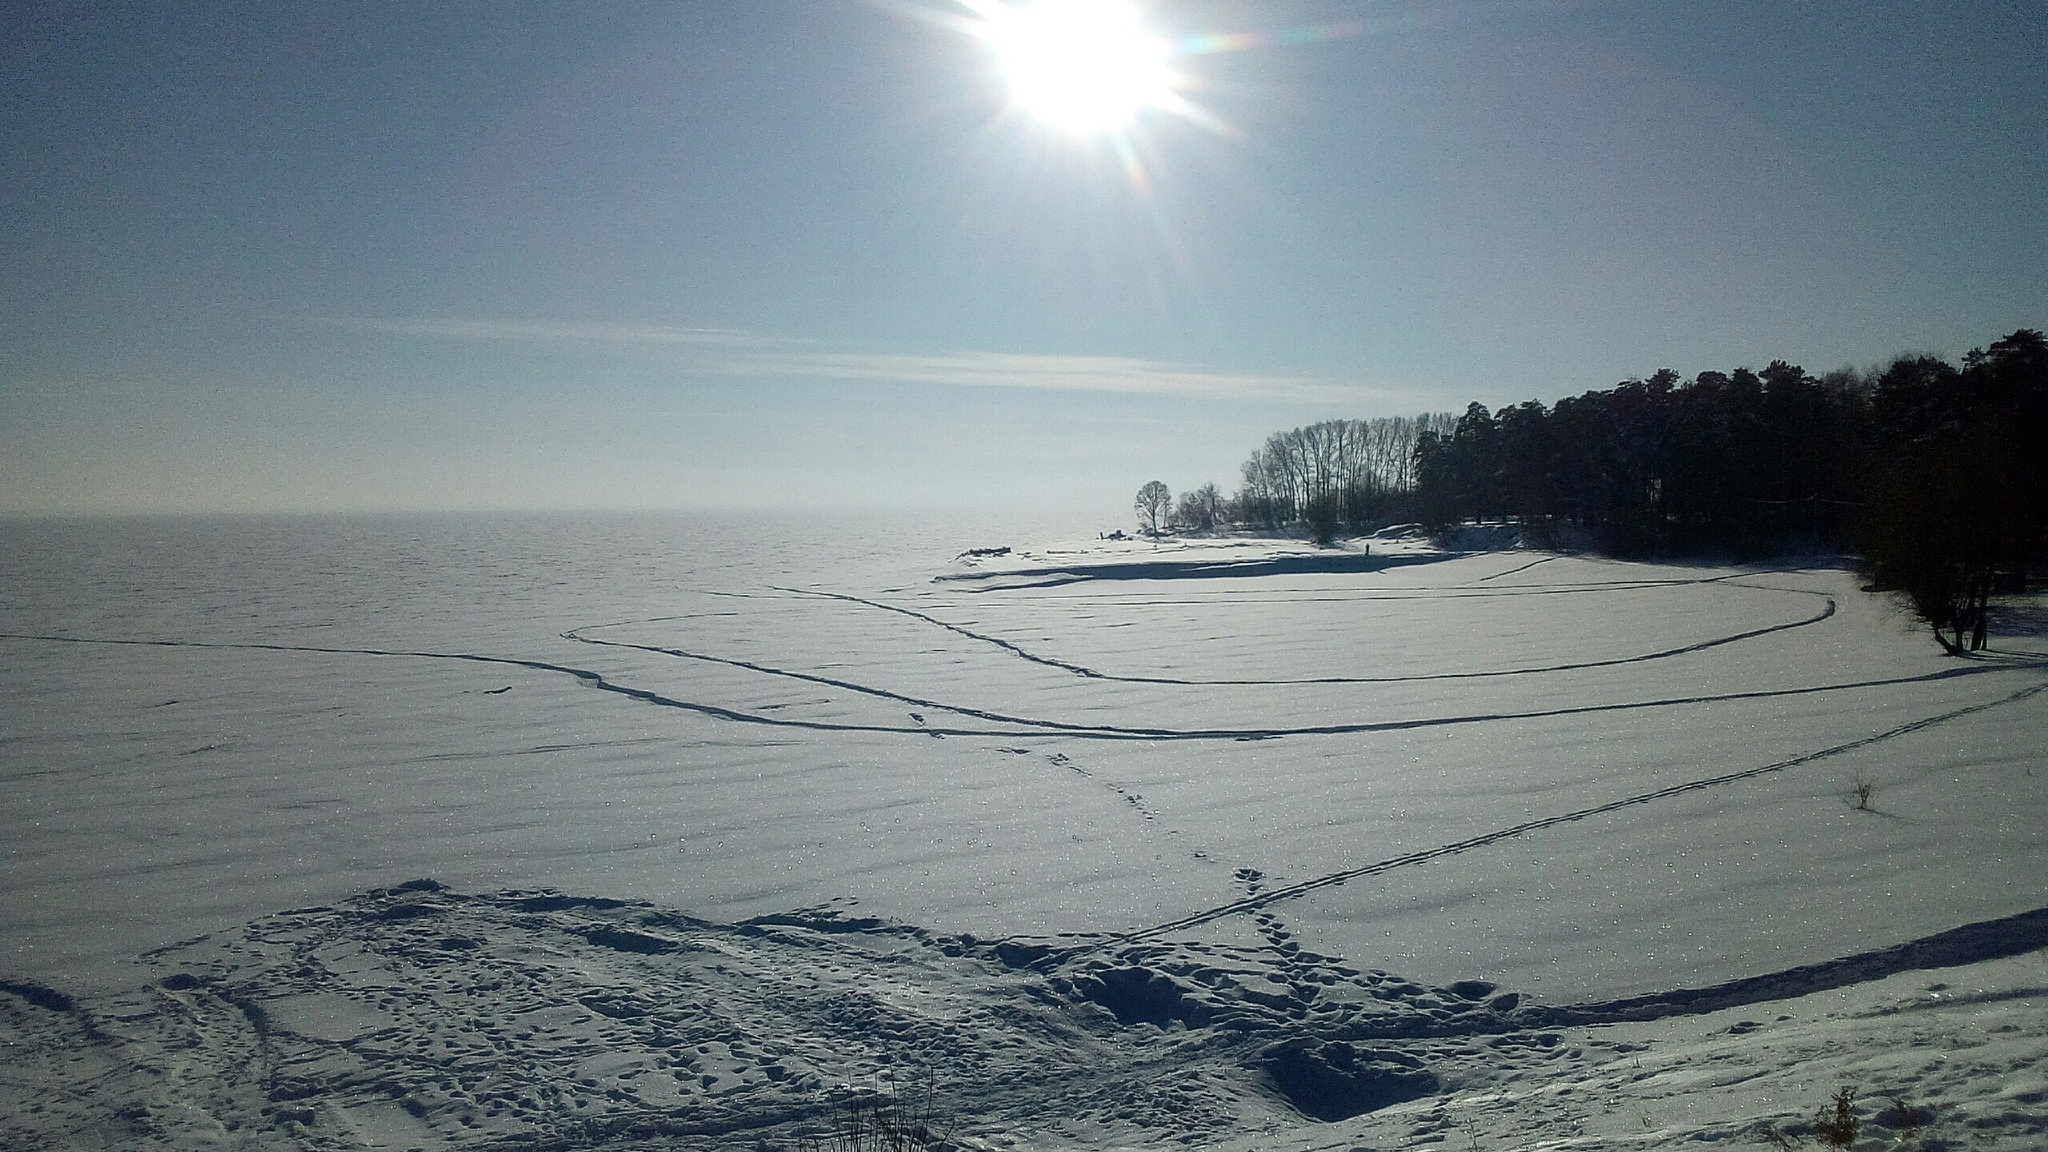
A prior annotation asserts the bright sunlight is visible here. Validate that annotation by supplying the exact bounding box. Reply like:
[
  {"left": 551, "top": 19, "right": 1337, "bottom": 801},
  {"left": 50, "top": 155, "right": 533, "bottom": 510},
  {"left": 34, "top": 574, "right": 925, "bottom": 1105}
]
[{"left": 976, "top": 0, "right": 1179, "bottom": 134}]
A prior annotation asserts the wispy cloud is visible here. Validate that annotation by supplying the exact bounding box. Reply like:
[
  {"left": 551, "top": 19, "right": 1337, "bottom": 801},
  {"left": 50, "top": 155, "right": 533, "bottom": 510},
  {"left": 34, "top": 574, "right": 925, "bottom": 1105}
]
[
  {"left": 785, "top": 349, "right": 1369, "bottom": 404},
  {"left": 335, "top": 318, "right": 777, "bottom": 347},
  {"left": 339, "top": 318, "right": 1396, "bottom": 405}
]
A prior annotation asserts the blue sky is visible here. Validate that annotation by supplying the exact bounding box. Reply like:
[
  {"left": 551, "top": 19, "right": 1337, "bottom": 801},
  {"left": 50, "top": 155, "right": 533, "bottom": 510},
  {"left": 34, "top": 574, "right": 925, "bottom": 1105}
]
[{"left": 3, "top": 0, "right": 2043, "bottom": 516}]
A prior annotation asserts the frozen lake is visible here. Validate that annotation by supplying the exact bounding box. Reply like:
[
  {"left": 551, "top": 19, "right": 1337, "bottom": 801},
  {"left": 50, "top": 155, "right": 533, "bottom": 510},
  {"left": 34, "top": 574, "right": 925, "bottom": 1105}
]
[
  {"left": 5, "top": 511, "right": 2042, "bottom": 998},
  {"left": 3, "top": 511, "right": 2045, "bottom": 1149}
]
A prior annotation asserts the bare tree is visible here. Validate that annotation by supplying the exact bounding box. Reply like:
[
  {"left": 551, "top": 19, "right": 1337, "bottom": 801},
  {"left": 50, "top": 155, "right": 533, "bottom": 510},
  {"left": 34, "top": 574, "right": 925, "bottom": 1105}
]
[
  {"left": 1173, "top": 482, "right": 1222, "bottom": 532},
  {"left": 1230, "top": 415, "right": 1455, "bottom": 533},
  {"left": 1135, "top": 480, "right": 1171, "bottom": 536}
]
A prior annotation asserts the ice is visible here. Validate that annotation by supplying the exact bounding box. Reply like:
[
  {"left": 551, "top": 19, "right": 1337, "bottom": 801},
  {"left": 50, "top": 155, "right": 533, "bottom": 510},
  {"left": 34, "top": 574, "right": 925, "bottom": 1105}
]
[{"left": 1, "top": 510, "right": 2043, "bottom": 1149}]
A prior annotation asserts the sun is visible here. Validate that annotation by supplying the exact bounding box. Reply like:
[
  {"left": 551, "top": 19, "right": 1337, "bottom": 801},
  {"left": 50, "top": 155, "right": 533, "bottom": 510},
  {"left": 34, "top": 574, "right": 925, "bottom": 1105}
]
[{"left": 976, "top": 0, "right": 1180, "bottom": 134}]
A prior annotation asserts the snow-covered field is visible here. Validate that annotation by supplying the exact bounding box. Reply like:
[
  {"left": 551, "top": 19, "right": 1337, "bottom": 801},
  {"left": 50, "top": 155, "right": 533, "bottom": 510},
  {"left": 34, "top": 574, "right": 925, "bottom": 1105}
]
[{"left": 2, "top": 511, "right": 2043, "bottom": 1150}]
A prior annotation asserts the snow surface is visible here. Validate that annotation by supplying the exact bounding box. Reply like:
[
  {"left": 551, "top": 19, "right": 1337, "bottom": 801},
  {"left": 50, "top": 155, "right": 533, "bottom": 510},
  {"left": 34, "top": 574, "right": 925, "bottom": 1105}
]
[{"left": 1, "top": 511, "right": 2043, "bottom": 1150}]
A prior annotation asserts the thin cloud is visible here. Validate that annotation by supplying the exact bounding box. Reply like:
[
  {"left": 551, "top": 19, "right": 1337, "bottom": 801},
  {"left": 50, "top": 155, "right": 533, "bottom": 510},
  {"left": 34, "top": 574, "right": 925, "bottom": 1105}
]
[
  {"left": 338, "top": 318, "right": 1400, "bottom": 405},
  {"left": 785, "top": 349, "right": 1376, "bottom": 404},
  {"left": 334, "top": 318, "right": 778, "bottom": 347}
]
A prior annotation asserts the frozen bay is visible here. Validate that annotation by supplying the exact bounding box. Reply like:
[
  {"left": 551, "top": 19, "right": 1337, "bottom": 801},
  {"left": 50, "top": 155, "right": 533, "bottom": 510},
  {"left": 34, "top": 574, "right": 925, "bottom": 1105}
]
[{"left": 3, "top": 511, "right": 2044, "bottom": 1149}]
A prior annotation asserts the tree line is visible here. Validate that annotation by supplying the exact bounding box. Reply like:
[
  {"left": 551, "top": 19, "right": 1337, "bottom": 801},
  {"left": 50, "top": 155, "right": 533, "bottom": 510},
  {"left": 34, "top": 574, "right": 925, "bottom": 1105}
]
[
  {"left": 1140, "top": 415, "right": 1459, "bottom": 542},
  {"left": 1138, "top": 328, "right": 2045, "bottom": 652}
]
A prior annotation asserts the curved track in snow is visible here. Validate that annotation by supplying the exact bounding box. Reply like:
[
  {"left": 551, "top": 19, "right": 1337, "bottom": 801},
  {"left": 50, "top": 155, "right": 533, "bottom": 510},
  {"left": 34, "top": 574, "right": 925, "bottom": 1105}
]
[
  {"left": 4, "top": 630, "right": 2041, "bottom": 746},
  {"left": 1092, "top": 677, "right": 2048, "bottom": 948},
  {"left": 741, "top": 575, "right": 1837, "bottom": 687}
]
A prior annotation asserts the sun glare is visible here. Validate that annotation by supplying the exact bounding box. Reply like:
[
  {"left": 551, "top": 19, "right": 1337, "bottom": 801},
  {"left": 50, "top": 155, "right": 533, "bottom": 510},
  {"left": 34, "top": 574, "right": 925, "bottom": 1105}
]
[{"left": 980, "top": 0, "right": 1178, "bottom": 134}]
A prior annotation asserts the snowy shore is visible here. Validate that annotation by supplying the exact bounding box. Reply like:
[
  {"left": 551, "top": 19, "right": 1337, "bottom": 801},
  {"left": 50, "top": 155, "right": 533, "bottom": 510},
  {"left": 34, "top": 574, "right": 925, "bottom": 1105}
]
[{"left": 2, "top": 513, "right": 2043, "bottom": 1148}]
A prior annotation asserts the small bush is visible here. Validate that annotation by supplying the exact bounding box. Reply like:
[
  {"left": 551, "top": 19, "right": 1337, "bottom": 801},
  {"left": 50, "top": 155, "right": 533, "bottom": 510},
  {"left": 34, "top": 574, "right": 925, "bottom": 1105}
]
[
  {"left": 798, "top": 1081, "right": 948, "bottom": 1152},
  {"left": 1847, "top": 773, "right": 1875, "bottom": 811},
  {"left": 1880, "top": 1095, "right": 1926, "bottom": 1138},
  {"left": 1756, "top": 1120, "right": 1799, "bottom": 1150},
  {"left": 1757, "top": 1086, "right": 1902, "bottom": 1148},
  {"left": 1812, "top": 1086, "right": 1859, "bottom": 1148}
]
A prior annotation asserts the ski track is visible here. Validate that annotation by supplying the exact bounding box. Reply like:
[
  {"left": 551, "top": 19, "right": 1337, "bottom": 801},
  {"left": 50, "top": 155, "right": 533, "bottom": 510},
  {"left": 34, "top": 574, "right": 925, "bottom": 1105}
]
[
  {"left": 558, "top": 622, "right": 2043, "bottom": 743},
  {"left": 927, "top": 567, "right": 1776, "bottom": 604},
  {"left": 1474, "top": 554, "right": 1560, "bottom": 582},
  {"left": 662, "top": 576, "right": 1842, "bottom": 688},
  {"left": 6, "top": 623, "right": 2043, "bottom": 747},
  {"left": 7, "top": 559, "right": 2045, "bottom": 975},
  {"left": 1094, "top": 677, "right": 2048, "bottom": 950},
  {"left": 9, "top": 567, "right": 2048, "bottom": 1151},
  {"left": 9, "top": 631, "right": 2046, "bottom": 952}
]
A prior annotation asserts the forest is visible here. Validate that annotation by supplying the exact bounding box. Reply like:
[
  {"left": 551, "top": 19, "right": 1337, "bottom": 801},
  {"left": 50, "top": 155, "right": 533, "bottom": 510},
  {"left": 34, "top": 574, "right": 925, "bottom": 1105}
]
[{"left": 1155, "top": 328, "right": 2046, "bottom": 653}]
